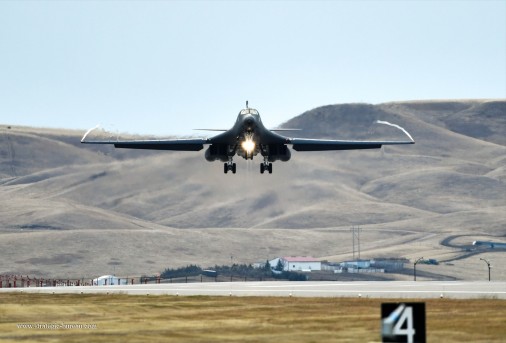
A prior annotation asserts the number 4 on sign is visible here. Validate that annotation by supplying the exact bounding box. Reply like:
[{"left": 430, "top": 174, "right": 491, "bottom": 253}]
[
  {"left": 393, "top": 306, "right": 415, "bottom": 343},
  {"left": 382, "top": 302, "right": 425, "bottom": 343}
]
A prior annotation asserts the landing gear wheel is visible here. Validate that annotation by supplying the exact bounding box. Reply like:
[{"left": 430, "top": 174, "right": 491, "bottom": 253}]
[
  {"left": 224, "top": 162, "right": 236, "bottom": 174},
  {"left": 260, "top": 163, "right": 272, "bottom": 174}
]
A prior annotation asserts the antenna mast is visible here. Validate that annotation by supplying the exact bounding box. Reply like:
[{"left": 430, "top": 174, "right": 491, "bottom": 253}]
[{"left": 351, "top": 226, "right": 362, "bottom": 259}]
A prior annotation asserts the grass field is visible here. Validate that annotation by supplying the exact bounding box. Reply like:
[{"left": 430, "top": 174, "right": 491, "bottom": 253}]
[{"left": 0, "top": 294, "right": 504, "bottom": 342}]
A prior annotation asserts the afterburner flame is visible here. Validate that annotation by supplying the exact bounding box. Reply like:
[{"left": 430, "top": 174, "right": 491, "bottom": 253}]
[{"left": 241, "top": 139, "right": 255, "bottom": 154}]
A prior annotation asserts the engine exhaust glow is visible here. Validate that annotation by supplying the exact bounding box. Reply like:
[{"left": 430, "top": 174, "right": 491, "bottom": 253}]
[{"left": 241, "top": 138, "right": 255, "bottom": 154}]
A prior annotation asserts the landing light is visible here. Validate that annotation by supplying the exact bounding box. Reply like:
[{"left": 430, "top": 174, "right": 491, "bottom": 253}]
[{"left": 241, "top": 139, "right": 255, "bottom": 154}]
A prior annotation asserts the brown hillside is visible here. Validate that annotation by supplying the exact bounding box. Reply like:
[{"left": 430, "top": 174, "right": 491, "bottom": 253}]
[{"left": 0, "top": 99, "right": 505, "bottom": 279}]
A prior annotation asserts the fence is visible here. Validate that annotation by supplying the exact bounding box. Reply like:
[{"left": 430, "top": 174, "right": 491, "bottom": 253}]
[{"left": 0, "top": 275, "right": 140, "bottom": 288}]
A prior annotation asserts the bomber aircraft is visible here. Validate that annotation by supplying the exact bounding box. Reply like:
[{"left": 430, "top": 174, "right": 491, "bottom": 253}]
[{"left": 81, "top": 102, "right": 414, "bottom": 174}]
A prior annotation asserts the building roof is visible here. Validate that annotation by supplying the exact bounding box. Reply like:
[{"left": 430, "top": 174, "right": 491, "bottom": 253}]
[{"left": 282, "top": 256, "right": 320, "bottom": 262}]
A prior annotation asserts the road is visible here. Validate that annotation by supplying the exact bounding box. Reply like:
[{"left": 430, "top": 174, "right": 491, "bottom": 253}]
[{"left": 2, "top": 281, "right": 505, "bottom": 299}]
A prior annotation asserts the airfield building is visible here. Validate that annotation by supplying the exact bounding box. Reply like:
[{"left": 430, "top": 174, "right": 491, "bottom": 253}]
[
  {"left": 268, "top": 256, "right": 322, "bottom": 272},
  {"left": 92, "top": 275, "right": 128, "bottom": 286}
]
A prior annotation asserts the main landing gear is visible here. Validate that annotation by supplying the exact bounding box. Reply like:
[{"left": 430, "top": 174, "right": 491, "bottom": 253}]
[
  {"left": 223, "top": 157, "right": 273, "bottom": 174},
  {"left": 224, "top": 159, "right": 236, "bottom": 174},
  {"left": 260, "top": 158, "right": 272, "bottom": 174}
]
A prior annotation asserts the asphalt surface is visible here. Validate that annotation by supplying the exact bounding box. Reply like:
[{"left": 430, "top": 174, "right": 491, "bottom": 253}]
[{"left": 2, "top": 281, "right": 505, "bottom": 299}]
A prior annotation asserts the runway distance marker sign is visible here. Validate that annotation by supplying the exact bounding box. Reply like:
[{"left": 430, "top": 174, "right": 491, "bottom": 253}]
[{"left": 381, "top": 302, "right": 425, "bottom": 343}]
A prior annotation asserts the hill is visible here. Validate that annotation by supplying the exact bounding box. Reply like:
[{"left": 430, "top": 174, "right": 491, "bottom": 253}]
[{"left": 0, "top": 99, "right": 505, "bottom": 279}]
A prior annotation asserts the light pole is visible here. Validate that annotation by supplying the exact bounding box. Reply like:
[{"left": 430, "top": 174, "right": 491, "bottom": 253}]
[
  {"left": 414, "top": 257, "right": 424, "bottom": 281},
  {"left": 480, "top": 258, "right": 491, "bottom": 281},
  {"left": 230, "top": 255, "right": 234, "bottom": 282}
]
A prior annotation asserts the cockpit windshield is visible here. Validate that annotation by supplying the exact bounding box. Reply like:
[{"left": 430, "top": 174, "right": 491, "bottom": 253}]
[{"left": 239, "top": 108, "right": 259, "bottom": 115}]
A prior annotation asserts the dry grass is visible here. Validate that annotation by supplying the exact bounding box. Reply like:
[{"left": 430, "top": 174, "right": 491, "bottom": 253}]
[{"left": 0, "top": 294, "right": 504, "bottom": 342}]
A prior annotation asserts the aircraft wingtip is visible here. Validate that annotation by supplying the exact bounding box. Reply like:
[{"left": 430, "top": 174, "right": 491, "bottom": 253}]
[{"left": 81, "top": 124, "right": 100, "bottom": 143}]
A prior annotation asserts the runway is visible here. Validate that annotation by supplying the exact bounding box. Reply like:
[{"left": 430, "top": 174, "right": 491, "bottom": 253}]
[{"left": 2, "top": 281, "right": 505, "bottom": 299}]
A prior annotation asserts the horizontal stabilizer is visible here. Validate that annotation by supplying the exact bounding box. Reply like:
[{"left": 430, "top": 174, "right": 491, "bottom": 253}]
[{"left": 193, "top": 129, "right": 228, "bottom": 131}]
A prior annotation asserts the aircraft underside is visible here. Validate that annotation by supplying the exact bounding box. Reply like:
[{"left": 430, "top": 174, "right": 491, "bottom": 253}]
[{"left": 204, "top": 143, "right": 291, "bottom": 174}]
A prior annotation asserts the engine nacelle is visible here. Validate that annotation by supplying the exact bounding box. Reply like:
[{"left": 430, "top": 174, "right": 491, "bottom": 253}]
[
  {"left": 205, "top": 145, "right": 229, "bottom": 162},
  {"left": 267, "top": 144, "right": 291, "bottom": 162}
]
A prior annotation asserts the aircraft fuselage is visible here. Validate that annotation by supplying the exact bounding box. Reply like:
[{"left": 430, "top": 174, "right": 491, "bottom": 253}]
[{"left": 204, "top": 107, "right": 291, "bottom": 168}]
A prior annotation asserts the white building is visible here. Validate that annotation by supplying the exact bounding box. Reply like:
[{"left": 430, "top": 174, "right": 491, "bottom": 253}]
[
  {"left": 280, "top": 256, "right": 321, "bottom": 272},
  {"left": 268, "top": 257, "right": 282, "bottom": 270},
  {"left": 340, "top": 260, "right": 371, "bottom": 269},
  {"left": 337, "top": 260, "right": 386, "bottom": 273},
  {"left": 92, "top": 275, "right": 128, "bottom": 286}
]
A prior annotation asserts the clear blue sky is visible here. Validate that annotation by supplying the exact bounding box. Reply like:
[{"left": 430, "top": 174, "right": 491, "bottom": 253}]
[{"left": 1, "top": 1, "right": 505, "bottom": 136}]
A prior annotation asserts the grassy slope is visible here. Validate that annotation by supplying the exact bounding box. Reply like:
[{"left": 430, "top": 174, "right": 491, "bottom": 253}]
[{"left": 0, "top": 99, "right": 505, "bottom": 279}]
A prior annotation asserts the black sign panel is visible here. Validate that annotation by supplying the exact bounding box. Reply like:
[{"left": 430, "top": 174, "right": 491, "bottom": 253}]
[{"left": 381, "top": 302, "right": 426, "bottom": 343}]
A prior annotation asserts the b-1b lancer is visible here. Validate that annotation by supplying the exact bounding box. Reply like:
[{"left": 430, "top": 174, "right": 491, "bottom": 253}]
[{"left": 81, "top": 102, "right": 414, "bottom": 174}]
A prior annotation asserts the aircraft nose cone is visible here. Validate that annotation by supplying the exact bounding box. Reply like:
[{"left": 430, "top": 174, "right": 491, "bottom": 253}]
[{"left": 243, "top": 116, "right": 256, "bottom": 130}]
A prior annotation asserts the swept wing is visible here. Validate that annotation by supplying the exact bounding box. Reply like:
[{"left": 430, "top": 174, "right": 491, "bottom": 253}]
[
  {"left": 81, "top": 138, "right": 208, "bottom": 151},
  {"left": 289, "top": 138, "right": 414, "bottom": 151}
]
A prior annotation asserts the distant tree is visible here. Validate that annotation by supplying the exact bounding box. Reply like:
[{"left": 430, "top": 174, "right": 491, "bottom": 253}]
[
  {"left": 275, "top": 259, "right": 284, "bottom": 272},
  {"left": 272, "top": 271, "right": 307, "bottom": 281},
  {"left": 160, "top": 265, "right": 202, "bottom": 279},
  {"left": 264, "top": 260, "right": 271, "bottom": 271},
  {"left": 160, "top": 262, "right": 306, "bottom": 282}
]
